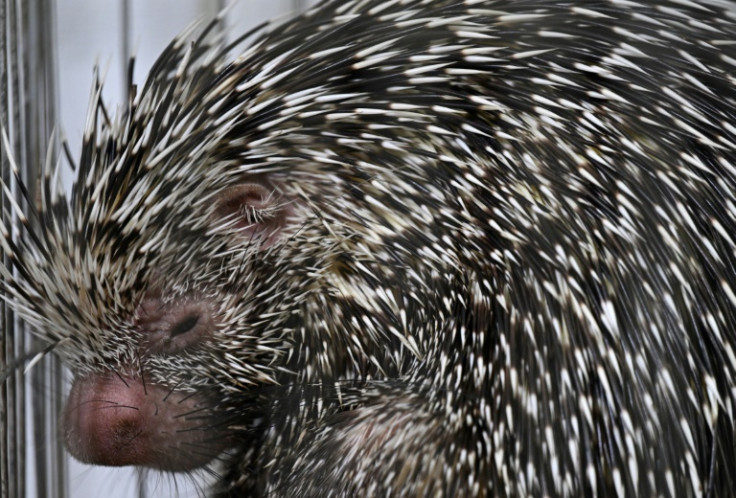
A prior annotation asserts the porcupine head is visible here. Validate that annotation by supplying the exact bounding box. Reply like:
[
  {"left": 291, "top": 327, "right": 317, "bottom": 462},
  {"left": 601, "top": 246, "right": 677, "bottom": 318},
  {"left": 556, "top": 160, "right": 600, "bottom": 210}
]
[
  {"left": 0, "top": 27, "right": 283, "bottom": 473},
  {"left": 0, "top": 3, "right": 455, "bottom": 476}
]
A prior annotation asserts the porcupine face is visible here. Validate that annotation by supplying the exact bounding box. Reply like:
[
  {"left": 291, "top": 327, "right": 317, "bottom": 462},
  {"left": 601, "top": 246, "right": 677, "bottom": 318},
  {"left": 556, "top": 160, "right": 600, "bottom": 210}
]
[
  {"left": 21, "top": 125, "right": 303, "bottom": 470},
  {"left": 0, "top": 20, "right": 316, "bottom": 470}
]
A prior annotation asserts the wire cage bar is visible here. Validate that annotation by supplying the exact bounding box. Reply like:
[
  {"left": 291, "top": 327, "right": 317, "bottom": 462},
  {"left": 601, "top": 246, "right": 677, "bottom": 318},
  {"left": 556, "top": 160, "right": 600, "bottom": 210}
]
[{"left": 1, "top": 0, "right": 64, "bottom": 497}]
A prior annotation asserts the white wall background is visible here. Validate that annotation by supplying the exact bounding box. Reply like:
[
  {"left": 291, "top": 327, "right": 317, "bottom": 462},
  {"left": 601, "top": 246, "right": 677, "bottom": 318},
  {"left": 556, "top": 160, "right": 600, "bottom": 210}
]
[
  {"left": 57, "top": 0, "right": 311, "bottom": 158},
  {"left": 53, "top": 1, "right": 315, "bottom": 497}
]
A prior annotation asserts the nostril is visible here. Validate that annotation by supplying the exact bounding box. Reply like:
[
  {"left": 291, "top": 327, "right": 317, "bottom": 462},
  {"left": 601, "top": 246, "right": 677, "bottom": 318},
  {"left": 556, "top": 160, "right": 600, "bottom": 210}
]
[{"left": 110, "top": 414, "right": 144, "bottom": 448}]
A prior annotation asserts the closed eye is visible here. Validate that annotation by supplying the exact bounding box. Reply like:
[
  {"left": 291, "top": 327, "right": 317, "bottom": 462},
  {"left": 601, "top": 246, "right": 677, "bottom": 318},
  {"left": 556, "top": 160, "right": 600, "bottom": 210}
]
[
  {"left": 170, "top": 314, "right": 200, "bottom": 337},
  {"left": 136, "top": 297, "right": 214, "bottom": 355}
]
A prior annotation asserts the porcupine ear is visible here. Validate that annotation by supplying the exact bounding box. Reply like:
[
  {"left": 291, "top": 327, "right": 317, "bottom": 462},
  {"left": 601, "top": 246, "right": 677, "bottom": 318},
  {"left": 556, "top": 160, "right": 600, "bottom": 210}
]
[{"left": 213, "top": 179, "right": 292, "bottom": 245}]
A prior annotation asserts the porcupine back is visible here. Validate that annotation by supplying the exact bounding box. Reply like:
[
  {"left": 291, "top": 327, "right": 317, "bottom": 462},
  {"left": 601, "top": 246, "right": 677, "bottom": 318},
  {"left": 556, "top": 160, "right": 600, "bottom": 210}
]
[{"left": 4, "top": 1, "right": 736, "bottom": 496}]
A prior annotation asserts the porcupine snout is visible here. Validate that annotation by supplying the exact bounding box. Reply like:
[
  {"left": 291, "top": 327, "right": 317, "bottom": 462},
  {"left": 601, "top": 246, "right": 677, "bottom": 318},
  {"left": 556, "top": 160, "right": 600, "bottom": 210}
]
[{"left": 63, "top": 295, "right": 229, "bottom": 471}]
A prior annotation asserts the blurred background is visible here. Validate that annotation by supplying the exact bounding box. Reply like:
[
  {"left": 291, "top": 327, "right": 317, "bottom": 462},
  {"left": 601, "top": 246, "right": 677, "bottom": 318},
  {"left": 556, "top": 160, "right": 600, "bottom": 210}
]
[{"left": 1, "top": 1, "right": 316, "bottom": 497}]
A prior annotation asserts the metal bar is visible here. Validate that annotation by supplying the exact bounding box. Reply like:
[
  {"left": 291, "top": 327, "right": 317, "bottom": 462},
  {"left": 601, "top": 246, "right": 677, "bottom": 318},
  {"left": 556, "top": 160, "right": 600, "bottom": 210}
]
[
  {"left": 1, "top": 0, "right": 60, "bottom": 496},
  {"left": 1, "top": 1, "right": 27, "bottom": 496}
]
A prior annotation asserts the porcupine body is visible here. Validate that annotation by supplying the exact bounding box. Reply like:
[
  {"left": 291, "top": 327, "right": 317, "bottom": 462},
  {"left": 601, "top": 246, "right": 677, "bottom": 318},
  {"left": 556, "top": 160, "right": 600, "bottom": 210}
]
[{"left": 4, "top": 0, "right": 736, "bottom": 496}]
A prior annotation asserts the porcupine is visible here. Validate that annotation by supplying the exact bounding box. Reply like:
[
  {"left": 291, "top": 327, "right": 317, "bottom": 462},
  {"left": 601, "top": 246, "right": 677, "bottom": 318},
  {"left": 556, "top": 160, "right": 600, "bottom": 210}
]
[{"left": 4, "top": 0, "right": 736, "bottom": 496}]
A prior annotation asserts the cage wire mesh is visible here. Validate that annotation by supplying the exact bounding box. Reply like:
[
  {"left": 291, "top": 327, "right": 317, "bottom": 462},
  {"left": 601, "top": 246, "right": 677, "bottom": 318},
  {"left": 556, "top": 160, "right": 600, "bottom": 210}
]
[
  {"left": 1, "top": 0, "right": 63, "bottom": 497},
  {"left": 1, "top": 1, "right": 313, "bottom": 497}
]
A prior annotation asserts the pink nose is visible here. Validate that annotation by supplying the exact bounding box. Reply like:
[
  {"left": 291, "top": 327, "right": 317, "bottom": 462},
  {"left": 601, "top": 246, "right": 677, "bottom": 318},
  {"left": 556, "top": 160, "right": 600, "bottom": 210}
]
[{"left": 63, "top": 372, "right": 228, "bottom": 471}]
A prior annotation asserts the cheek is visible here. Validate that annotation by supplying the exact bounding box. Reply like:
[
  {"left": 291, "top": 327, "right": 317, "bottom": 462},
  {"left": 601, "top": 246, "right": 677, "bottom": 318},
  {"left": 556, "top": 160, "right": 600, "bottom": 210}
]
[{"left": 63, "top": 372, "right": 230, "bottom": 471}]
